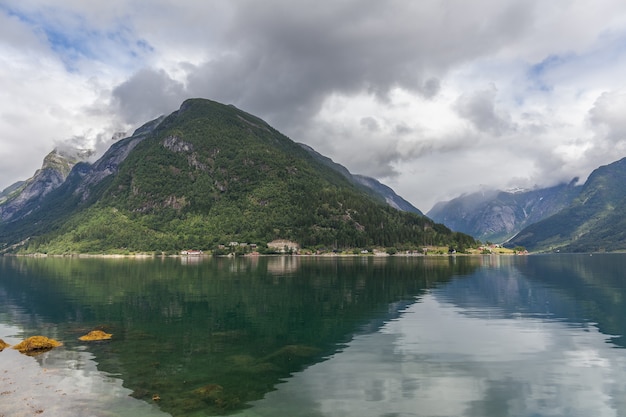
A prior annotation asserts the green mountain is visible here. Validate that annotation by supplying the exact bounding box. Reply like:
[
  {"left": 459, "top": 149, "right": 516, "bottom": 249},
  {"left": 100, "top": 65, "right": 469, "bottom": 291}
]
[
  {"left": 508, "top": 157, "right": 626, "bottom": 252},
  {"left": 297, "top": 143, "right": 424, "bottom": 215},
  {"left": 0, "top": 98, "right": 473, "bottom": 254}
]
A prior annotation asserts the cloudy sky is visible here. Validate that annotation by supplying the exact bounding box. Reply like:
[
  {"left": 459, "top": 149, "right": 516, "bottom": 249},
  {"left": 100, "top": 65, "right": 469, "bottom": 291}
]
[{"left": 2, "top": 0, "right": 626, "bottom": 211}]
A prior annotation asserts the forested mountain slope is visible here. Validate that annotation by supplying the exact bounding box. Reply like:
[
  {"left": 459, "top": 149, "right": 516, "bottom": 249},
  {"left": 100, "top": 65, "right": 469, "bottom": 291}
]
[{"left": 0, "top": 98, "right": 473, "bottom": 254}]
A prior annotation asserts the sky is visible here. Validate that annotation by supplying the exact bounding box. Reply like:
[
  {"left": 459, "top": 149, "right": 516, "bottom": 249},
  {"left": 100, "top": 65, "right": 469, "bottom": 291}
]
[{"left": 2, "top": 1, "right": 626, "bottom": 211}]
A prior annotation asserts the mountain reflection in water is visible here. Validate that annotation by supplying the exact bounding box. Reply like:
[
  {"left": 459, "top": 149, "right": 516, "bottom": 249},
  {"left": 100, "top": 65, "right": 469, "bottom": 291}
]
[
  {"left": 1, "top": 254, "right": 626, "bottom": 416},
  {"left": 0, "top": 255, "right": 472, "bottom": 416}
]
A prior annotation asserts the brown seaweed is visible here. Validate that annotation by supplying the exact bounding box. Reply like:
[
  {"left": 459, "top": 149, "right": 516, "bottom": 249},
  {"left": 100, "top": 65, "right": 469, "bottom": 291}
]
[
  {"left": 12, "top": 336, "right": 62, "bottom": 355},
  {"left": 0, "top": 338, "right": 10, "bottom": 351},
  {"left": 78, "top": 330, "right": 113, "bottom": 341}
]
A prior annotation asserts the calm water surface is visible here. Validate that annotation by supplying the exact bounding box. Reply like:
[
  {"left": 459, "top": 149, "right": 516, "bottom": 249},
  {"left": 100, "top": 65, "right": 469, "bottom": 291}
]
[{"left": 1, "top": 254, "right": 626, "bottom": 416}]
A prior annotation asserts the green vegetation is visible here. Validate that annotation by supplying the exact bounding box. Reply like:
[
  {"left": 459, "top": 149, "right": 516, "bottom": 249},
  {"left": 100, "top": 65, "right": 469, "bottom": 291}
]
[
  {"left": 3, "top": 99, "right": 475, "bottom": 254},
  {"left": 508, "top": 158, "right": 626, "bottom": 252}
]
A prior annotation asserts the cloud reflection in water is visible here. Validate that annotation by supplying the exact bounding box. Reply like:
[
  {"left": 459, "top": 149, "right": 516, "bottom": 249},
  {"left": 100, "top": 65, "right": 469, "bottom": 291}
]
[{"left": 246, "top": 294, "right": 626, "bottom": 417}]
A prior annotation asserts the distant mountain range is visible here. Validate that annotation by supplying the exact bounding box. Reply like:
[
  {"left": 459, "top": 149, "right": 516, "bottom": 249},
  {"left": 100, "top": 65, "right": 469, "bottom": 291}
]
[
  {"left": 429, "top": 156, "right": 626, "bottom": 252},
  {"left": 427, "top": 180, "right": 581, "bottom": 243},
  {"left": 508, "top": 157, "right": 626, "bottom": 252},
  {"left": 0, "top": 98, "right": 470, "bottom": 254}
]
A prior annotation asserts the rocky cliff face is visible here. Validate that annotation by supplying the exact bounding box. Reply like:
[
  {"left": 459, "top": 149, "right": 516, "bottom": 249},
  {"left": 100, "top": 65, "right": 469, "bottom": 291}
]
[
  {"left": 0, "top": 149, "right": 91, "bottom": 222},
  {"left": 74, "top": 116, "right": 164, "bottom": 201},
  {"left": 427, "top": 180, "right": 581, "bottom": 242},
  {"left": 0, "top": 117, "right": 165, "bottom": 225},
  {"left": 0, "top": 181, "right": 25, "bottom": 200}
]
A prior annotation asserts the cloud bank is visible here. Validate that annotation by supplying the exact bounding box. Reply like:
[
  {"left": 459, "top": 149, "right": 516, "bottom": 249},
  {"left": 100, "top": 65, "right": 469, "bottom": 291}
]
[{"left": 2, "top": 0, "right": 626, "bottom": 210}]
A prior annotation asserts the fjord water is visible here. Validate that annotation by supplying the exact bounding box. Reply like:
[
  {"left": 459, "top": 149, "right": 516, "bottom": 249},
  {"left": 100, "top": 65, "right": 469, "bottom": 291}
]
[{"left": 1, "top": 255, "right": 626, "bottom": 416}]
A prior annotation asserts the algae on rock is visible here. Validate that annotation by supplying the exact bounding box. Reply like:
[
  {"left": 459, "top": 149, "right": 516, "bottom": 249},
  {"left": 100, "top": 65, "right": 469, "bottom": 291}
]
[
  {"left": 0, "top": 339, "right": 10, "bottom": 351},
  {"left": 79, "top": 330, "right": 112, "bottom": 341},
  {"left": 12, "top": 336, "right": 62, "bottom": 355}
]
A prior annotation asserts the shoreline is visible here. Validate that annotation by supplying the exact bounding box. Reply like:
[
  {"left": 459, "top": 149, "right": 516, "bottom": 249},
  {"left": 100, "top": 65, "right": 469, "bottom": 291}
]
[
  {"left": 0, "top": 342, "right": 168, "bottom": 417},
  {"left": 3, "top": 250, "right": 528, "bottom": 258}
]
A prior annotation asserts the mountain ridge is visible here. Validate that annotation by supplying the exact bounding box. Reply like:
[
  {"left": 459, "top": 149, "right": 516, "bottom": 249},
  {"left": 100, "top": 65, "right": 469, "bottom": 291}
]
[
  {"left": 427, "top": 179, "right": 581, "bottom": 243},
  {"left": 507, "top": 157, "right": 626, "bottom": 252},
  {"left": 0, "top": 148, "right": 92, "bottom": 222},
  {"left": 297, "top": 143, "right": 423, "bottom": 215},
  {"left": 0, "top": 98, "right": 472, "bottom": 254}
]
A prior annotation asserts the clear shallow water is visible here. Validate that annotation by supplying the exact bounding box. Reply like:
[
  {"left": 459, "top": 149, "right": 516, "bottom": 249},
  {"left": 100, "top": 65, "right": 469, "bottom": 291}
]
[
  {"left": 1, "top": 254, "right": 626, "bottom": 416},
  {"left": 0, "top": 331, "right": 169, "bottom": 417}
]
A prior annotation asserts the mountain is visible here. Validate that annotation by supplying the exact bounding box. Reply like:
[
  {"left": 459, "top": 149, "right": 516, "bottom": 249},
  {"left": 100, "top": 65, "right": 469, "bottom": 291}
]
[
  {"left": 0, "top": 98, "right": 473, "bottom": 254},
  {"left": 0, "top": 148, "right": 92, "bottom": 223},
  {"left": 298, "top": 143, "right": 423, "bottom": 215},
  {"left": 0, "top": 181, "right": 25, "bottom": 200},
  {"left": 0, "top": 119, "right": 163, "bottom": 252},
  {"left": 351, "top": 175, "right": 423, "bottom": 214},
  {"left": 508, "top": 157, "right": 626, "bottom": 252},
  {"left": 427, "top": 180, "right": 581, "bottom": 243}
]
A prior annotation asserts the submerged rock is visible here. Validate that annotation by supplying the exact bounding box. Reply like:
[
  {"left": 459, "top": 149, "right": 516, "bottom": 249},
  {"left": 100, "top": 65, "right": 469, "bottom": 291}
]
[
  {"left": 12, "top": 336, "right": 62, "bottom": 355},
  {"left": 78, "top": 330, "right": 113, "bottom": 341},
  {"left": 0, "top": 339, "right": 9, "bottom": 351},
  {"left": 192, "top": 384, "right": 224, "bottom": 401},
  {"left": 191, "top": 384, "right": 240, "bottom": 410},
  {"left": 263, "top": 344, "right": 320, "bottom": 362}
]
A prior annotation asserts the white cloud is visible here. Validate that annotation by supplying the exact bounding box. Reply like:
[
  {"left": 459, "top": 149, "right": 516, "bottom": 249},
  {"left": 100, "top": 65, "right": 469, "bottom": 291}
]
[
  {"left": 589, "top": 90, "right": 626, "bottom": 142},
  {"left": 2, "top": 0, "right": 626, "bottom": 212}
]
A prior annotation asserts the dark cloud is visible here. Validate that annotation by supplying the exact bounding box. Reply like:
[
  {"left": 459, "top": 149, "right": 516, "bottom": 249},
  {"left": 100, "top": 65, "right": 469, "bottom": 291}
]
[
  {"left": 454, "top": 87, "right": 514, "bottom": 136},
  {"left": 422, "top": 78, "right": 441, "bottom": 99},
  {"left": 360, "top": 117, "right": 380, "bottom": 132},
  {"left": 112, "top": 68, "right": 185, "bottom": 124},
  {"left": 394, "top": 123, "right": 413, "bottom": 136},
  {"left": 216, "top": 0, "right": 529, "bottom": 124},
  {"left": 111, "top": 1, "right": 534, "bottom": 132},
  {"left": 354, "top": 144, "right": 403, "bottom": 179}
]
